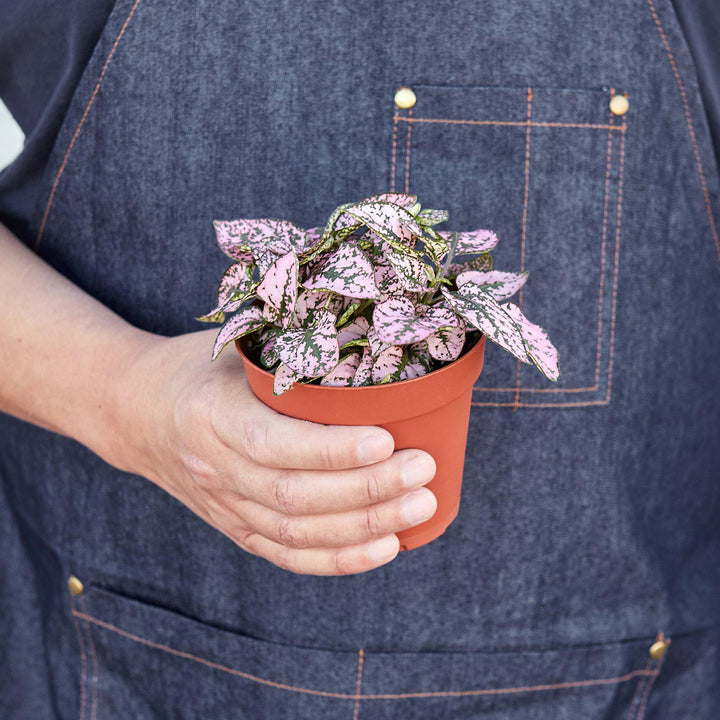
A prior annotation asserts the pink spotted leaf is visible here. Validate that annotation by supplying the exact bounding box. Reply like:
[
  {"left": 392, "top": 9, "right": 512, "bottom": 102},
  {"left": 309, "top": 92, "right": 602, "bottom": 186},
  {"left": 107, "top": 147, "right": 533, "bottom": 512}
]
[
  {"left": 256, "top": 250, "right": 299, "bottom": 328},
  {"left": 427, "top": 325, "right": 466, "bottom": 362},
  {"left": 294, "top": 290, "right": 343, "bottom": 327},
  {"left": 503, "top": 303, "right": 560, "bottom": 381},
  {"left": 345, "top": 202, "right": 423, "bottom": 249},
  {"left": 383, "top": 246, "right": 431, "bottom": 292},
  {"left": 321, "top": 353, "right": 362, "bottom": 387},
  {"left": 373, "top": 297, "right": 459, "bottom": 345},
  {"left": 366, "top": 325, "right": 392, "bottom": 357},
  {"left": 273, "top": 363, "right": 301, "bottom": 396},
  {"left": 303, "top": 240, "right": 379, "bottom": 298},
  {"left": 372, "top": 346, "right": 404, "bottom": 384},
  {"left": 260, "top": 335, "right": 280, "bottom": 368},
  {"left": 275, "top": 309, "right": 339, "bottom": 376},
  {"left": 352, "top": 347, "right": 374, "bottom": 386},
  {"left": 211, "top": 305, "right": 266, "bottom": 360},
  {"left": 456, "top": 270, "right": 528, "bottom": 301},
  {"left": 417, "top": 208, "right": 449, "bottom": 226},
  {"left": 441, "top": 285, "right": 530, "bottom": 363},
  {"left": 361, "top": 192, "right": 418, "bottom": 210},
  {"left": 440, "top": 229, "right": 499, "bottom": 255},
  {"left": 337, "top": 316, "right": 370, "bottom": 347},
  {"left": 446, "top": 253, "right": 493, "bottom": 278}
]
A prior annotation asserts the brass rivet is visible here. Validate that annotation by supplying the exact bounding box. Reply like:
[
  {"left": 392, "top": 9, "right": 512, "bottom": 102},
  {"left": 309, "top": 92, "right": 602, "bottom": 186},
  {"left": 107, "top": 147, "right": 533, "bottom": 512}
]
[
  {"left": 609, "top": 94, "right": 629, "bottom": 116},
  {"left": 68, "top": 575, "right": 84, "bottom": 596},
  {"left": 649, "top": 634, "right": 668, "bottom": 659},
  {"left": 394, "top": 87, "right": 417, "bottom": 110}
]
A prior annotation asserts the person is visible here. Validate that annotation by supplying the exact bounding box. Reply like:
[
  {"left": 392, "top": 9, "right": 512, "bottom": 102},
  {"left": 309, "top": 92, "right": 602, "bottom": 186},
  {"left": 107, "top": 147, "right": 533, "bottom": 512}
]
[{"left": 1, "top": 1, "right": 718, "bottom": 717}]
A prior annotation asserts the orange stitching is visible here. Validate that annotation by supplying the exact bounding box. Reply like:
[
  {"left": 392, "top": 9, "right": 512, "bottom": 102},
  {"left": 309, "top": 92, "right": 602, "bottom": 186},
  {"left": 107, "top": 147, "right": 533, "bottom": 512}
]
[
  {"left": 647, "top": 0, "right": 720, "bottom": 264},
  {"left": 352, "top": 649, "right": 364, "bottom": 719},
  {"left": 475, "top": 93, "right": 623, "bottom": 404},
  {"left": 34, "top": 0, "right": 144, "bottom": 251},
  {"left": 79, "top": 596, "right": 99, "bottom": 720},
  {"left": 626, "top": 656, "right": 652, "bottom": 720},
  {"left": 636, "top": 647, "right": 669, "bottom": 719},
  {"left": 475, "top": 385, "right": 598, "bottom": 393},
  {"left": 397, "top": 117, "right": 622, "bottom": 131},
  {"left": 73, "top": 610, "right": 656, "bottom": 700},
  {"left": 593, "top": 114, "right": 616, "bottom": 389},
  {"left": 472, "top": 399, "right": 611, "bottom": 408},
  {"left": 70, "top": 597, "right": 88, "bottom": 720},
  {"left": 390, "top": 111, "right": 399, "bottom": 193},
  {"left": 514, "top": 87, "right": 533, "bottom": 410},
  {"left": 605, "top": 124, "right": 626, "bottom": 404},
  {"left": 404, "top": 109, "right": 413, "bottom": 194}
]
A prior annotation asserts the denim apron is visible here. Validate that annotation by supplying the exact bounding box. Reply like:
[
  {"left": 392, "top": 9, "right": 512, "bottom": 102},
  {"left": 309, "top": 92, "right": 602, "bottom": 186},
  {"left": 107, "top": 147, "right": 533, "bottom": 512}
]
[{"left": 1, "top": 0, "right": 719, "bottom": 717}]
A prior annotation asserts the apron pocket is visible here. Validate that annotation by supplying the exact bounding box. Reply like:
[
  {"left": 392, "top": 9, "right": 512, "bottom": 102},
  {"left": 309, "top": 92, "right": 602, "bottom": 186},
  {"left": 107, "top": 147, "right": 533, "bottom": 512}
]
[
  {"left": 70, "top": 582, "right": 667, "bottom": 719},
  {"left": 390, "top": 83, "right": 627, "bottom": 408}
]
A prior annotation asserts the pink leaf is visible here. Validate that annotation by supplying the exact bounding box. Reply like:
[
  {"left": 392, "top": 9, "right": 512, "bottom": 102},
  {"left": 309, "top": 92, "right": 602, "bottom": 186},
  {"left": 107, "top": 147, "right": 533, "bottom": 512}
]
[
  {"left": 361, "top": 192, "right": 418, "bottom": 210},
  {"left": 503, "top": 303, "right": 560, "bottom": 381},
  {"left": 212, "top": 221, "right": 254, "bottom": 262},
  {"left": 447, "top": 253, "right": 493, "bottom": 277},
  {"left": 260, "top": 336, "right": 280, "bottom": 368},
  {"left": 337, "top": 316, "right": 370, "bottom": 347},
  {"left": 373, "top": 297, "right": 459, "bottom": 345},
  {"left": 346, "top": 202, "right": 423, "bottom": 245},
  {"left": 384, "top": 247, "right": 430, "bottom": 292},
  {"left": 273, "top": 363, "right": 301, "bottom": 396},
  {"left": 456, "top": 270, "right": 528, "bottom": 301},
  {"left": 197, "top": 262, "right": 257, "bottom": 322},
  {"left": 218, "top": 219, "right": 308, "bottom": 254},
  {"left": 417, "top": 208, "right": 449, "bottom": 225},
  {"left": 373, "top": 255, "right": 406, "bottom": 298},
  {"left": 441, "top": 286, "right": 530, "bottom": 363},
  {"left": 303, "top": 240, "right": 379, "bottom": 298},
  {"left": 275, "top": 309, "right": 339, "bottom": 376},
  {"left": 352, "top": 347, "right": 374, "bottom": 386},
  {"left": 366, "top": 325, "right": 392, "bottom": 357},
  {"left": 211, "top": 306, "right": 265, "bottom": 360},
  {"left": 321, "top": 353, "right": 362, "bottom": 386},
  {"left": 256, "top": 250, "right": 299, "bottom": 328},
  {"left": 427, "top": 325, "right": 466, "bottom": 362},
  {"left": 440, "top": 229, "right": 499, "bottom": 255},
  {"left": 294, "top": 290, "right": 343, "bottom": 327},
  {"left": 372, "top": 346, "right": 404, "bottom": 384},
  {"left": 399, "top": 361, "right": 428, "bottom": 381}
]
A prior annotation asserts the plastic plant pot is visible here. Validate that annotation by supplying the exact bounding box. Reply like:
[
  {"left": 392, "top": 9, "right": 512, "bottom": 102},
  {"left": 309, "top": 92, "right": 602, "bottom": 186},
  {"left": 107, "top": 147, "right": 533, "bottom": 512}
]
[{"left": 236, "top": 335, "right": 486, "bottom": 551}]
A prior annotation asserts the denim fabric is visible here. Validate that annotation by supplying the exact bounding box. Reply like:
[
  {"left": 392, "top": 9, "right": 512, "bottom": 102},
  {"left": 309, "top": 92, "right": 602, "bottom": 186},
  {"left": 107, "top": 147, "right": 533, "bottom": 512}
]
[{"left": 1, "top": 0, "right": 719, "bottom": 717}]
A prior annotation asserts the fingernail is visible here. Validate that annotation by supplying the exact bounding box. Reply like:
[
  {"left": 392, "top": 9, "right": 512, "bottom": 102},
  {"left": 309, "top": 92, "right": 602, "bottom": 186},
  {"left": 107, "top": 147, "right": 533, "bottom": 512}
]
[
  {"left": 402, "top": 489, "right": 437, "bottom": 525},
  {"left": 357, "top": 434, "right": 393, "bottom": 463},
  {"left": 367, "top": 535, "right": 399, "bottom": 563},
  {"left": 401, "top": 453, "right": 436, "bottom": 488}
]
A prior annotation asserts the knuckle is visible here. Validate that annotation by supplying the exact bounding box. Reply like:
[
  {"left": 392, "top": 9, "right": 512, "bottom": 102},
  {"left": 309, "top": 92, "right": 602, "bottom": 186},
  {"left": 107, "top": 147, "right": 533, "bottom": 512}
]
[
  {"left": 276, "top": 515, "right": 310, "bottom": 549},
  {"left": 233, "top": 529, "right": 261, "bottom": 556},
  {"left": 272, "top": 471, "right": 307, "bottom": 516},
  {"left": 364, "top": 466, "right": 384, "bottom": 504},
  {"left": 276, "top": 547, "right": 302, "bottom": 574},
  {"left": 241, "top": 420, "right": 272, "bottom": 464},
  {"left": 333, "top": 550, "right": 358, "bottom": 576},
  {"left": 364, "top": 506, "right": 384, "bottom": 539}
]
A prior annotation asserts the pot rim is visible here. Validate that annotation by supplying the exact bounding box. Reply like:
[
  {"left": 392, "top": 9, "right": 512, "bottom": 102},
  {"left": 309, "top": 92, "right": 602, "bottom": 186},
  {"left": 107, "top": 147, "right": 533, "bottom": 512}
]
[{"left": 235, "top": 333, "right": 486, "bottom": 394}]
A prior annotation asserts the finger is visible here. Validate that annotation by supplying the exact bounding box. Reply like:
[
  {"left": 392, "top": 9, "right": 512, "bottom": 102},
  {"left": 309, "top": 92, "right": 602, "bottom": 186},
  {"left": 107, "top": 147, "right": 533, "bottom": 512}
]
[
  {"left": 236, "top": 530, "right": 401, "bottom": 576},
  {"left": 233, "top": 448, "right": 436, "bottom": 515},
  {"left": 216, "top": 399, "right": 395, "bottom": 471},
  {"left": 230, "top": 487, "right": 437, "bottom": 549}
]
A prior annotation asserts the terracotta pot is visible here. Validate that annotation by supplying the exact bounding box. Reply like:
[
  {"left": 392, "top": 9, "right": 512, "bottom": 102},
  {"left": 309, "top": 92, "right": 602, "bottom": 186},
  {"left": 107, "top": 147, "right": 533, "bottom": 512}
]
[{"left": 235, "top": 336, "right": 486, "bottom": 551}]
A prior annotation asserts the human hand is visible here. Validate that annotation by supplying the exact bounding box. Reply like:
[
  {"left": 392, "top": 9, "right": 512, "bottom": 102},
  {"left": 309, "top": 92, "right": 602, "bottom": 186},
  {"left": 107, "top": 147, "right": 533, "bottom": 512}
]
[{"left": 111, "top": 329, "right": 437, "bottom": 575}]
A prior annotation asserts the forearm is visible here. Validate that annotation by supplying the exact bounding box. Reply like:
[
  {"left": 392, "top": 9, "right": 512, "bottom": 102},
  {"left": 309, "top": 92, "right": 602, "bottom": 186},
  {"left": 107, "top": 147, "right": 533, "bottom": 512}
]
[{"left": 0, "top": 222, "right": 155, "bottom": 464}]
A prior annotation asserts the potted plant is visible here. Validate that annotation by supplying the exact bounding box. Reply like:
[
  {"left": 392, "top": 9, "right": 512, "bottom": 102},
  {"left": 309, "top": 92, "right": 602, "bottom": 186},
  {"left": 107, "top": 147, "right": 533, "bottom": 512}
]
[{"left": 198, "top": 193, "right": 559, "bottom": 550}]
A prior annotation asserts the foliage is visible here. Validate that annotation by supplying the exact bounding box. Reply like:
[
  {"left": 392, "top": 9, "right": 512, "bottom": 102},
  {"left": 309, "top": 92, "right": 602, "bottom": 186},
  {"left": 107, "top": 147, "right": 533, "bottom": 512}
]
[{"left": 200, "top": 193, "right": 559, "bottom": 395}]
